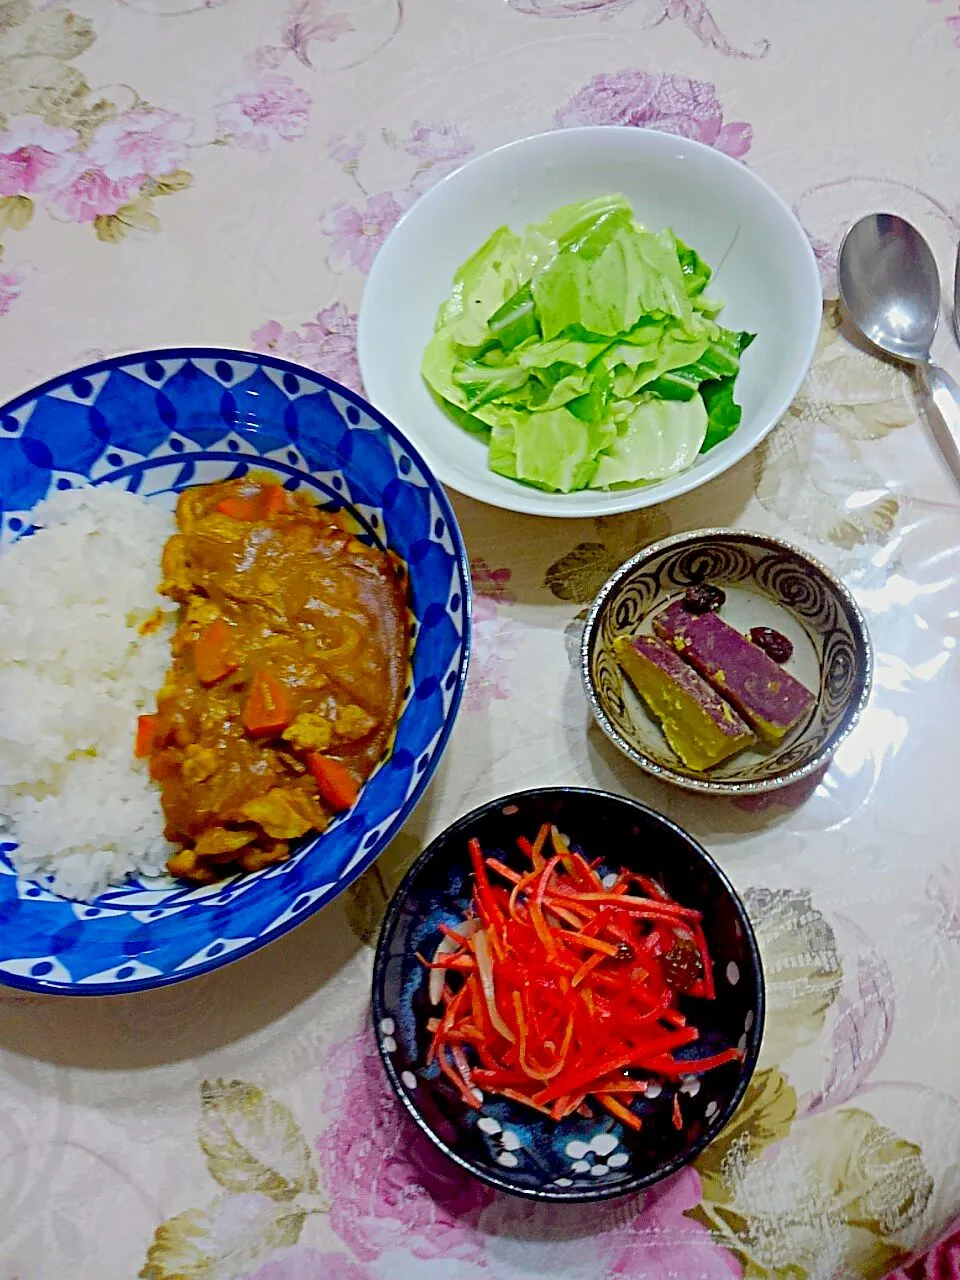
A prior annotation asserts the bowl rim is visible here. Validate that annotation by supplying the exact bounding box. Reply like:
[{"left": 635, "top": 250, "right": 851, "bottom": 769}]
[
  {"left": 358, "top": 124, "right": 824, "bottom": 519},
  {"left": 371, "top": 784, "right": 766, "bottom": 1202},
  {"left": 580, "top": 527, "right": 874, "bottom": 796},
  {"left": 0, "top": 345, "right": 473, "bottom": 996}
]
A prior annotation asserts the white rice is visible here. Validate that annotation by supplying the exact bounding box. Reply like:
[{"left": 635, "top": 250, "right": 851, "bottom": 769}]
[{"left": 0, "top": 486, "right": 178, "bottom": 900}]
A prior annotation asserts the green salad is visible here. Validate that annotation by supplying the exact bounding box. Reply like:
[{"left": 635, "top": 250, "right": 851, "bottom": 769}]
[{"left": 421, "top": 194, "right": 755, "bottom": 494}]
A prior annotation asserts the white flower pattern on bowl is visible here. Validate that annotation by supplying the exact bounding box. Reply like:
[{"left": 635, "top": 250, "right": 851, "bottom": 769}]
[
  {"left": 478, "top": 1115, "right": 524, "bottom": 1168},
  {"left": 379, "top": 1016, "right": 397, "bottom": 1053},
  {"left": 564, "top": 1133, "right": 630, "bottom": 1178}
]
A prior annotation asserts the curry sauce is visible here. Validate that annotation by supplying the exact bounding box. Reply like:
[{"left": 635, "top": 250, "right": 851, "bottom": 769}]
[{"left": 141, "top": 477, "right": 408, "bottom": 882}]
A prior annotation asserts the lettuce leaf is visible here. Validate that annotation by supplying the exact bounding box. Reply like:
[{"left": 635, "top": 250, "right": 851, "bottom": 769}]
[
  {"left": 437, "top": 225, "right": 525, "bottom": 349},
  {"left": 675, "top": 234, "right": 712, "bottom": 297},
  {"left": 420, "top": 194, "right": 756, "bottom": 493},
  {"left": 590, "top": 396, "right": 708, "bottom": 487},
  {"left": 532, "top": 222, "right": 693, "bottom": 340},
  {"left": 644, "top": 327, "right": 755, "bottom": 401},
  {"left": 488, "top": 408, "right": 616, "bottom": 493},
  {"left": 700, "top": 376, "right": 745, "bottom": 452}
]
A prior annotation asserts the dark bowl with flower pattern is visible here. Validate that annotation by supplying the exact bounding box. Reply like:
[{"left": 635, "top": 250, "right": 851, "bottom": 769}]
[{"left": 371, "top": 787, "right": 764, "bottom": 1201}]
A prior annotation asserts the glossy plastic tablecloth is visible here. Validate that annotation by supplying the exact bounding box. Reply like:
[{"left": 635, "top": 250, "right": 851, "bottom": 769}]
[{"left": 2, "top": 3, "right": 960, "bottom": 1278}]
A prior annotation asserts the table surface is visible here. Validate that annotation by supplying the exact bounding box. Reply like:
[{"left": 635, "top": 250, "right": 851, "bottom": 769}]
[{"left": 2, "top": 2, "right": 960, "bottom": 1278}]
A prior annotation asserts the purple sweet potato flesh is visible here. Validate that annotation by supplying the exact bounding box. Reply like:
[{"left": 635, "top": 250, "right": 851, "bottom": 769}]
[{"left": 653, "top": 599, "right": 815, "bottom": 743}]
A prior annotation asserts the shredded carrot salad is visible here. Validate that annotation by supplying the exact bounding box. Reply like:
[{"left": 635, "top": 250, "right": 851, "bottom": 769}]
[{"left": 419, "top": 824, "right": 742, "bottom": 1130}]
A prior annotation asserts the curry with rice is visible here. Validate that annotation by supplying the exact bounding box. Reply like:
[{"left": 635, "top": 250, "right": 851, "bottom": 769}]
[{"left": 137, "top": 476, "right": 409, "bottom": 882}]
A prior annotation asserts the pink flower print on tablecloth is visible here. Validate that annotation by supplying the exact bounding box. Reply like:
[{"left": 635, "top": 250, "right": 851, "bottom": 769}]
[
  {"left": 556, "top": 70, "right": 753, "bottom": 159},
  {"left": 23, "top": 109, "right": 193, "bottom": 226},
  {"left": 321, "top": 191, "right": 405, "bottom": 274},
  {"left": 305, "top": 1255, "right": 369, "bottom": 1280},
  {"left": 480, "top": 1165, "right": 741, "bottom": 1279},
  {"left": 402, "top": 120, "right": 473, "bottom": 165},
  {"left": 810, "top": 235, "right": 839, "bottom": 297},
  {"left": 283, "top": 0, "right": 355, "bottom": 66},
  {"left": 890, "top": 1218, "right": 960, "bottom": 1280},
  {"left": 240, "top": 1249, "right": 365, "bottom": 1280},
  {"left": 0, "top": 271, "right": 22, "bottom": 316},
  {"left": 0, "top": 117, "right": 77, "bottom": 196},
  {"left": 316, "top": 1028, "right": 742, "bottom": 1278},
  {"left": 513, "top": 0, "right": 769, "bottom": 59},
  {"left": 464, "top": 614, "right": 518, "bottom": 711},
  {"left": 330, "top": 130, "right": 365, "bottom": 171},
  {"left": 472, "top": 558, "right": 517, "bottom": 613},
  {"left": 608, "top": 1165, "right": 742, "bottom": 1277},
  {"left": 464, "top": 559, "right": 519, "bottom": 711},
  {"left": 321, "top": 120, "right": 473, "bottom": 270},
  {"left": 250, "top": 302, "right": 363, "bottom": 392},
  {"left": 400, "top": 120, "right": 475, "bottom": 193},
  {"left": 44, "top": 157, "right": 141, "bottom": 223},
  {"left": 930, "top": 0, "right": 960, "bottom": 46},
  {"left": 316, "top": 1028, "right": 494, "bottom": 1265},
  {"left": 85, "top": 109, "right": 193, "bottom": 182},
  {"left": 217, "top": 73, "right": 311, "bottom": 150}
]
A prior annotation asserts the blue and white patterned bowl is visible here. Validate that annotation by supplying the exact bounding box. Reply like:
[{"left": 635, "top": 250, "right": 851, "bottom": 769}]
[
  {"left": 0, "top": 348, "right": 471, "bottom": 994},
  {"left": 372, "top": 787, "right": 764, "bottom": 1202}
]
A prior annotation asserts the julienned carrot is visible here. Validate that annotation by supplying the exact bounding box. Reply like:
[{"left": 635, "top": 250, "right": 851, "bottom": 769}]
[
  {"left": 529, "top": 855, "right": 561, "bottom": 959},
  {"left": 485, "top": 858, "right": 522, "bottom": 885},
  {"left": 530, "top": 823, "right": 550, "bottom": 868},
  {"left": 417, "top": 952, "right": 476, "bottom": 972},
  {"left": 499, "top": 1087, "right": 553, "bottom": 1116},
  {"left": 418, "top": 826, "right": 742, "bottom": 1131},
  {"left": 599, "top": 1093, "right": 643, "bottom": 1130},
  {"left": 469, "top": 836, "right": 503, "bottom": 929},
  {"left": 438, "top": 1046, "right": 481, "bottom": 1109},
  {"left": 547, "top": 888, "right": 703, "bottom": 920},
  {"left": 643, "top": 1048, "right": 742, "bottom": 1077},
  {"left": 571, "top": 952, "right": 605, "bottom": 988},
  {"left": 566, "top": 932, "right": 621, "bottom": 958},
  {"left": 532, "top": 1038, "right": 696, "bottom": 1107},
  {"left": 592, "top": 1077, "right": 649, "bottom": 1095}
]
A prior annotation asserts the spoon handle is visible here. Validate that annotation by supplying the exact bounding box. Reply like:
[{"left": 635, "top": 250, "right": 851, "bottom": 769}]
[{"left": 920, "top": 362, "right": 960, "bottom": 486}]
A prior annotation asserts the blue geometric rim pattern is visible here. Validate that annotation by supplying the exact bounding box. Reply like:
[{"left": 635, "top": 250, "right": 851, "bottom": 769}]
[{"left": 0, "top": 348, "right": 472, "bottom": 994}]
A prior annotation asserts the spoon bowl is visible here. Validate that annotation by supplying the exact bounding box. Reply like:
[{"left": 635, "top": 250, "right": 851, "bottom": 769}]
[
  {"left": 838, "top": 211, "right": 960, "bottom": 485},
  {"left": 838, "top": 213, "right": 940, "bottom": 363}
]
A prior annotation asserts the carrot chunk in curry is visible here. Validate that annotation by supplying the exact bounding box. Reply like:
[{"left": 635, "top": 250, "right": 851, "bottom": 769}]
[{"left": 145, "top": 477, "right": 409, "bottom": 882}]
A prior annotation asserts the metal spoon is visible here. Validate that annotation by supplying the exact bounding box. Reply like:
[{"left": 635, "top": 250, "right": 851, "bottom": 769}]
[{"left": 838, "top": 212, "right": 960, "bottom": 484}]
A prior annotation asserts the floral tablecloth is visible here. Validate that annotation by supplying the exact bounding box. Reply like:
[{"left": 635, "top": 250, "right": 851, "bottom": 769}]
[{"left": 2, "top": 2, "right": 960, "bottom": 1278}]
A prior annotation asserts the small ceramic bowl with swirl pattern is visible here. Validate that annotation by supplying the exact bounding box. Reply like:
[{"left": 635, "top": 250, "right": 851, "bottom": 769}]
[{"left": 581, "top": 529, "right": 872, "bottom": 796}]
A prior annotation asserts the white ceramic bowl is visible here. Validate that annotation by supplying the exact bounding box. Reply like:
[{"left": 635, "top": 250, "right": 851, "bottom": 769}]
[{"left": 358, "top": 127, "right": 822, "bottom": 519}]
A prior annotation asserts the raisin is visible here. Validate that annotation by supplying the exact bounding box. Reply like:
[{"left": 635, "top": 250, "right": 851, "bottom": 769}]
[
  {"left": 662, "top": 937, "right": 704, "bottom": 992},
  {"left": 748, "top": 626, "right": 793, "bottom": 664},
  {"left": 682, "top": 584, "right": 725, "bottom": 614}
]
